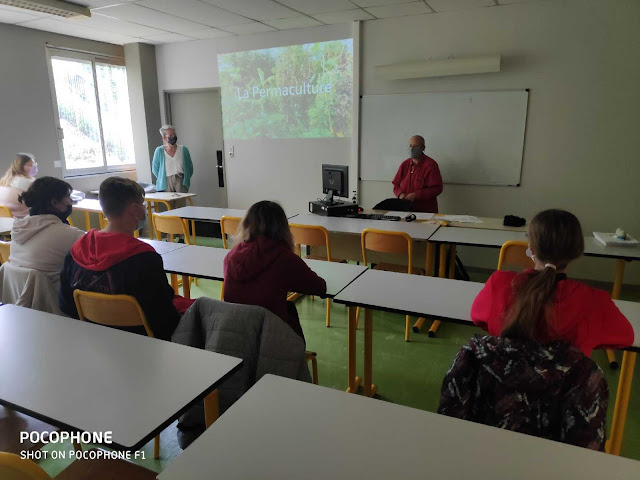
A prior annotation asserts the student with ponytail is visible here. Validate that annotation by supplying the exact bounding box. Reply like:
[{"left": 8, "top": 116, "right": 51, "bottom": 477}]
[
  {"left": 471, "top": 209, "right": 633, "bottom": 356},
  {"left": 438, "top": 210, "right": 632, "bottom": 450}
]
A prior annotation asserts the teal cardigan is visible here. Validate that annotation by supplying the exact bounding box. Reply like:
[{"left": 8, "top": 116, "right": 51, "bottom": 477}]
[{"left": 151, "top": 146, "right": 193, "bottom": 191}]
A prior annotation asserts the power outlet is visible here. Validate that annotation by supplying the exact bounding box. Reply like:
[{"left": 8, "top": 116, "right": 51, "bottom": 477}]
[{"left": 228, "top": 146, "right": 234, "bottom": 158}]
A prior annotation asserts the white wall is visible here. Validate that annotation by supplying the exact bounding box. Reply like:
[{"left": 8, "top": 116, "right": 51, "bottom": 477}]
[
  {"left": 155, "top": 23, "right": 356, "bottom": 212},
  {"left": 0, "top": 24, "right": 135, "bottom": 191},
  {"left": 360, "top": 0, "right": 640, "bottom": 284}
]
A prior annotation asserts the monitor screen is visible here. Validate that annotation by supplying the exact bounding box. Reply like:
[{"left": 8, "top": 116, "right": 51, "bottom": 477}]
[{"left": 322, "top": 164, "right": 349, "bottom": 198}]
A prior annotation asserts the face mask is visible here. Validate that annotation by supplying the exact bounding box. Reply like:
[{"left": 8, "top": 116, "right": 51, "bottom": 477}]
[
  {"left": 55, "top": 204, "right": 73, "bottom": 224},
  {"left": 526, "top": 248, "right": 534, "bottom": 260},
  {"left": 136, "top": 210, "right": 147, "bottom": 232},
  {"left": 28, "top": 164, "right": 38, "bottom": 177},
  {"left": 410, "top": 146, "right": 423, "bottom": 159},
  {"left": 167, "top": 136, "right": 178, "bottom": 145}
]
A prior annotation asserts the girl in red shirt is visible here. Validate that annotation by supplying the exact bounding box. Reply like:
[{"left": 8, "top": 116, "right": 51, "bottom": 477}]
[
  {"left": 223, "top": 201, "right": 327, "bottom": 341},
  {"left": 471, "top": 209, "right": 633, "bottom": 357}
]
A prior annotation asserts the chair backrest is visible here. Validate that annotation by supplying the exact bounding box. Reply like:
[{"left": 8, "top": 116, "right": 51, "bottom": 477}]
[
  {"left": 289, "top": 224, "right": 332, "bottom": 261},
  {"left": 73, "top": 290, "right": 154, "bottom": 337},
  {"left": 152, "top": 213, "right": 191, "bottom": 244},
  {"left": 220, "top": 216, "right": 242, "bottom": 249},
  {"left": 0, "top": 205, "right": 13, "bottom": 219},
  {"left": 361, "top": 228, "right": 413, "bottom": 274},
  {"left": 0, "top": 241, "right": 9, "bottom": 264},
  {"left": 497, "top": 240, "right": 533, "bottom": 271},
  {"left": 0, "top": 452, "right": 52, "bottom": 480}
]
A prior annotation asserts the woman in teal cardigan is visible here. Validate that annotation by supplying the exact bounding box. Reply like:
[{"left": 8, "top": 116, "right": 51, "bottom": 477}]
[{"left": 152, "top": 125, "right": 194, "bottom": 192}]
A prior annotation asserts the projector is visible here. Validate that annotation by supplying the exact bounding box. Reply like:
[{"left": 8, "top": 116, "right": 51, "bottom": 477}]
[{"left": 309, "top": 201, "right": 358, "bottom": 217}]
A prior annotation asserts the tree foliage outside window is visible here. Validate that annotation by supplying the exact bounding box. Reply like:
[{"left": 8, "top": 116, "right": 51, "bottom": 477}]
[{"left": 49, "top": 51, "right": 135, "bottom": 175}]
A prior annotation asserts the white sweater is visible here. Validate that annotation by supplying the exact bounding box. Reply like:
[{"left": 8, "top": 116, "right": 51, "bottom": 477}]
[{"left": 9, "top": 214, "right": 85, "bottom": 290}]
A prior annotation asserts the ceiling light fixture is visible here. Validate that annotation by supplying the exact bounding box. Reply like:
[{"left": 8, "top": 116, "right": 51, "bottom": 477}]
[{"left": 0, "top": 0, "right": 90, "bottom": 18}]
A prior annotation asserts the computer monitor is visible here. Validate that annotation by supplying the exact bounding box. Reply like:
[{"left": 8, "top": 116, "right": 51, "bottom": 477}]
[{"left": 322, "top": 164, "right": 349, "bottom": 204}]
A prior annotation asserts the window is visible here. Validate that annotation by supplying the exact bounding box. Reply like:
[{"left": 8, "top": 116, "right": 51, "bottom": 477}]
[{"left": 47, "top": 48, "right": 135, "bottom": 176}]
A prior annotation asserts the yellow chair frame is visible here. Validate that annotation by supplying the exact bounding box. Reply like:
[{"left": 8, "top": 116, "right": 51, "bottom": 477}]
[
  {"left": 0, "top": 205, "right": 13, "bottom": 218},
  {"left": 497, "top": 240, "right": 532, "bottom": 271},
  {"left": 361, "top": 228, "right": 414, "bottom": 341},
  {"left": 0, "top": 240, "right": 10, "bottom": 264},
  {"left": 152, "top": 214, "right": 192, "bottom": 245},
  {"left": 220, "top": 216, "right": 242, "bottom": 250},
  {"left": 0, "top": 452, "right": 51, "bottom": 480}
]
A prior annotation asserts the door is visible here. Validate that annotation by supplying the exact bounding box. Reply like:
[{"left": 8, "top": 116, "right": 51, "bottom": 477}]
[{"left": 167, "top": 90, "right": 227, "bottom": 207}]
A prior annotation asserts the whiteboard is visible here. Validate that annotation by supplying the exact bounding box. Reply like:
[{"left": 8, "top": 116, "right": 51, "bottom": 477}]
[{"left": 360, "top": 91, "right": 528, "bottom": 186}]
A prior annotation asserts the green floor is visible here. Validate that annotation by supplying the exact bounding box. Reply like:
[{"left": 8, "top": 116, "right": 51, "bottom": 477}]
[{"left": 37, "top": 237, "right": 640, "bottom": 475}]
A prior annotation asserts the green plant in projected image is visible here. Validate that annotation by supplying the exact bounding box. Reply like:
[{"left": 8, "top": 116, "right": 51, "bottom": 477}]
[{"left": 218, "top": 39, "right": 353, "bottom": 139}]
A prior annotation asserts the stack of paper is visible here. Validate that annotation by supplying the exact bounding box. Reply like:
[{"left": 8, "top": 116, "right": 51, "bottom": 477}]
[
  {"left": 386, "top": 212, "right": 434, "bottom": 220},
  {"left": 593, "top": 232, "right": 639, "bottom": 247}
]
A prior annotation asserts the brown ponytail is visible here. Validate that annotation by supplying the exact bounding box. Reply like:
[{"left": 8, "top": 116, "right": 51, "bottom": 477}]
[{"left": 502, "top": 209, "right": 584, "bottom": 341}]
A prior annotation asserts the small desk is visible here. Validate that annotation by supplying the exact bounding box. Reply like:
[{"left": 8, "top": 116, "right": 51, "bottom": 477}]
[
  {"left": 0, "top": 305, "right": 242, "bottom": 451},
  {"left": 72, "top": 198, "right": 105, "bottom": 230},
  {"left": 158, "top": 375, "right": 640, "bottom": 480},
  {"left": 0, "top": 217, "right": 14, "bottom": 234},
  {"left": 157, "top": 206, "right": 248, "bottom": 222},
  {"left": 160, "top": 245, "right": 368, "bottom": 299}
]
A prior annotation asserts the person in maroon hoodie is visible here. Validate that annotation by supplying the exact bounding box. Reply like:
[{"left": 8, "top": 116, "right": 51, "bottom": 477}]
[
  {"left": 471, "top": 209, "right": 633, "bottom": 357},
  {"left": 223, "top": 200, "right": 327, "bottom": 341},
  {"left": 59, "top": 177, "right": 193, "bottom": 340}
]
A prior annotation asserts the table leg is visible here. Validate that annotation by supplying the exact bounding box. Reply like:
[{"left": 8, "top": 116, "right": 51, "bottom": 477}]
[
  {"left": 606, "top": 260, "right": 627, "bottom": 369},
  {"left": 191, "top": 219, "right": 196, "bottom": 246},
  {"left": 204, "top": 389, "right": 220, "bottom": 428},
  {"left": 414, "top": 242, "right": 436, "bottom": 333},
  {"left": 146, "top": 201, "right": 154, "bottom": 239},
  {"left": 84, "top": 211, "right": 90, "bottom": 231},
  {"left": 182, "top": 275, "right": 191, "bottom": 299},
  {"left": 346, "top": 306, "right": 361, "bottom": 393},
  {"left": 170, "top": 274, "right": 179, "bottom": 294},
  {"left": 607, "top": 351, "right": 636, "bottom": 456},
  {"left": 364, "top": 308, "right": 378, "bottom": 397},
  {"left": 448, "top": 245, "right": 457, "bottom": 279},
  {"left": 428, "top": 244, "right": 448, "bottom": 337}
]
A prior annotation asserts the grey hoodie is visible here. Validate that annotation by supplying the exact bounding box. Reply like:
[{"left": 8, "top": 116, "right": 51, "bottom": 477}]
[{"left": 9, "top": 214, "right": 84, "bottom": 289}]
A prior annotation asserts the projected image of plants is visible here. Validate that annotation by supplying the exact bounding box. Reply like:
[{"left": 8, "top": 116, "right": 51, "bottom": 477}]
[{"left": 218, "top": 39, "right": 353, "bottom": 139}]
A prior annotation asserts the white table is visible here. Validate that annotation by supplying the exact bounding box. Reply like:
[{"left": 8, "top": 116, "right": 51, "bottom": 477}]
[
  {"left": 292, "top": 213, "right": 440, "bottom": 241},
  {"left": 158, "top": 206, "right": 299, "bottom": 222},
  {"left": 160, "top": 245, "right": 368, "bottom": 298},
  {"left": 0, "top": 305, "right": 242, "bottom": 451},
  {"left": 0, "top": 217, "right": 14, "bottom": 234},
  {"left": 140, "top": 238, "right": 188, "bottom": 255},
  {"left": 158, "top": 375, "right": 640, "bottom": 480}
]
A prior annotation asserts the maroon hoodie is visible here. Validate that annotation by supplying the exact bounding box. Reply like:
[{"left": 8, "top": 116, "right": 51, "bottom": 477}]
[{"left": 223, "top": 236, "right": 327, "bottom": 339}]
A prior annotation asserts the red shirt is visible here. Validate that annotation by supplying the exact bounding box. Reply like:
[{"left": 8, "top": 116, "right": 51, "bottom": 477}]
[
  {"left": 223, "top": 236, "right": 327, "bottom": 339},
  {"left": 471, "top": 270, "right": 634, "bottom": 356},
  {"left": 392, "top": 155, "right": 443, "bottom": 213}
]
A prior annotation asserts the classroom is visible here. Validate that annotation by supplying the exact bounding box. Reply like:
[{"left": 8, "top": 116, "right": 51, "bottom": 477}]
[{"left": 0, "top": 0, "right": 639, "bottom": 478}]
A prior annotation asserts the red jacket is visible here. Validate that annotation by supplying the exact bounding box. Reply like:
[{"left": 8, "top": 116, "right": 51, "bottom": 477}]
[
  {"left": 223, "top": 236, "right": 327, "bottom": 339},
  {"left": 471, "top": 270, "right": 634, "bottom": 356},
  {"left": 392, "top": 155, "right": 443, "bottom": 213}
]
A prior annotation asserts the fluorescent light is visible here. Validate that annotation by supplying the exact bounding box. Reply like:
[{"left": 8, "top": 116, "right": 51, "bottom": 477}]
[
  {"left": 375, "top": 55, "right": 501, "bottom": 80},
  {"left": 0, "top": 0, "right": 90, "bottom": 18}
]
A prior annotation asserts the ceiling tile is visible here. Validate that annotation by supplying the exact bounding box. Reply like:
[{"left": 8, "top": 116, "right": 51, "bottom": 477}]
[
  {"left": 222, "top": 22, "right": 276, "bottom": 34},
  {"left": 78, "top": 12, "right": 167, "bottom": 37},
  {"left": 426, "top": 0, "right": 495, "bottom": 12},
  {"left": 142, "top": 32, "right": 196, "bottom": 42},
  {"left": 262, "top": 15, "right": 322, "bottom": 30},
  {"left": 94, "top": 3, "right": 210, "bottom": 33},
  {"left": 201, "top": 0, "right": 298, "bottom": 20},
  {"left": 276, "top": 0, "right": 356, "bottom": 15},
  {"left": 313, "top": 9, "right": 374, "bottom": 24},
  {"left": 0, "top": 6, "right": 43, "bottom": 23},
  {"left": 189, "top": 27, "right": 235, "bottom": 39},
  {"left": 353, "top": 0, "right": 423, "bottom": 6},
  {"left": 136, "top": 0, "right": 253, "bottom": 27},
  {"left": 365, "top": 1, "right": 433, "bottom": 18},
  {"left": 18, "top": 17, "right": 136, "bottom": 44}
]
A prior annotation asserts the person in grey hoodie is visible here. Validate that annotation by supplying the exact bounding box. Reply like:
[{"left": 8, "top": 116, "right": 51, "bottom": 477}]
[{"left": 9, "top": 177, "right": 84, "bottom": 291}]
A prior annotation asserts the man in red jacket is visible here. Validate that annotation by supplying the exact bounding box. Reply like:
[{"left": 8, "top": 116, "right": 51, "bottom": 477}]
[{"left": 392, "top": 135, "right": 443, "bottom": 213}]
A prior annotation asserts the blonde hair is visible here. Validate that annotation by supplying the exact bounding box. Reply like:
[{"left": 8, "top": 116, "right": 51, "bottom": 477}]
[
  {"left": 234, "top": 200, "right": 293, "bottom": 250},
  {"left": 0, "top": 153, "right": 34, "bottom": 187}
]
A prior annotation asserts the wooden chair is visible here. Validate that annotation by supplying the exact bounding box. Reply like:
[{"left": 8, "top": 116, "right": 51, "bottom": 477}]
[
  {"left": 361, "top": 229, "right": 423, "bottom": 342},
  {"left": 0, "top": 240, "right": 10, "bottom": 264},
  {"left": 0, "top": 205, "right": 13, "bottom": 218},
  {"left": 290, "top": 224, "right": 344, "bottom": 327},
  {"left": 497, "top": 240, "right": 532, "bottom": 271},
  {"left": 0, "top": 452, "right": 51, "bottom": 480},
  {"left": 305, "top": 351, "right": 319, "bottom": 385},
  {"left": 72, "top": 290, "right": 160, "bottom": 459},
  {"left": 152, "top": 213, "right": 194, "bottom": 292},
  {"left": 219, "top": 216, "right": 242, "bottom": 300}
]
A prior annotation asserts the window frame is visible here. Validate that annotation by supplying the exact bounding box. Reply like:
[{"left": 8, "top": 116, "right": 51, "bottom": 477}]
[{"left": 46, "top": 47, "right": 136, "bottom": 178}]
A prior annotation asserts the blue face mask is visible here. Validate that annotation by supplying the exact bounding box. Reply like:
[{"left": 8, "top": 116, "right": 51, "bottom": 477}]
[
  {"left": 526, "top": 248, "right": 534, "bottom": 259},
  {"left": 136, "top": 210, "right": 147, "bottom": 232}
]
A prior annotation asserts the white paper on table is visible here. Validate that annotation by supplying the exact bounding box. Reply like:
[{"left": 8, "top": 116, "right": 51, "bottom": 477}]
[
  {"left": 439, "top": 215, "right": 483, "bottom": 223},
  {"left": 386, "top": 211, "right": 434, "bottom": 220}
]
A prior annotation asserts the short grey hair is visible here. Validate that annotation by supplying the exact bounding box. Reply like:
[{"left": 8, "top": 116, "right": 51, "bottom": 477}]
[{"left": 159, "top": 124, "right": 175, "bottom": 136}]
